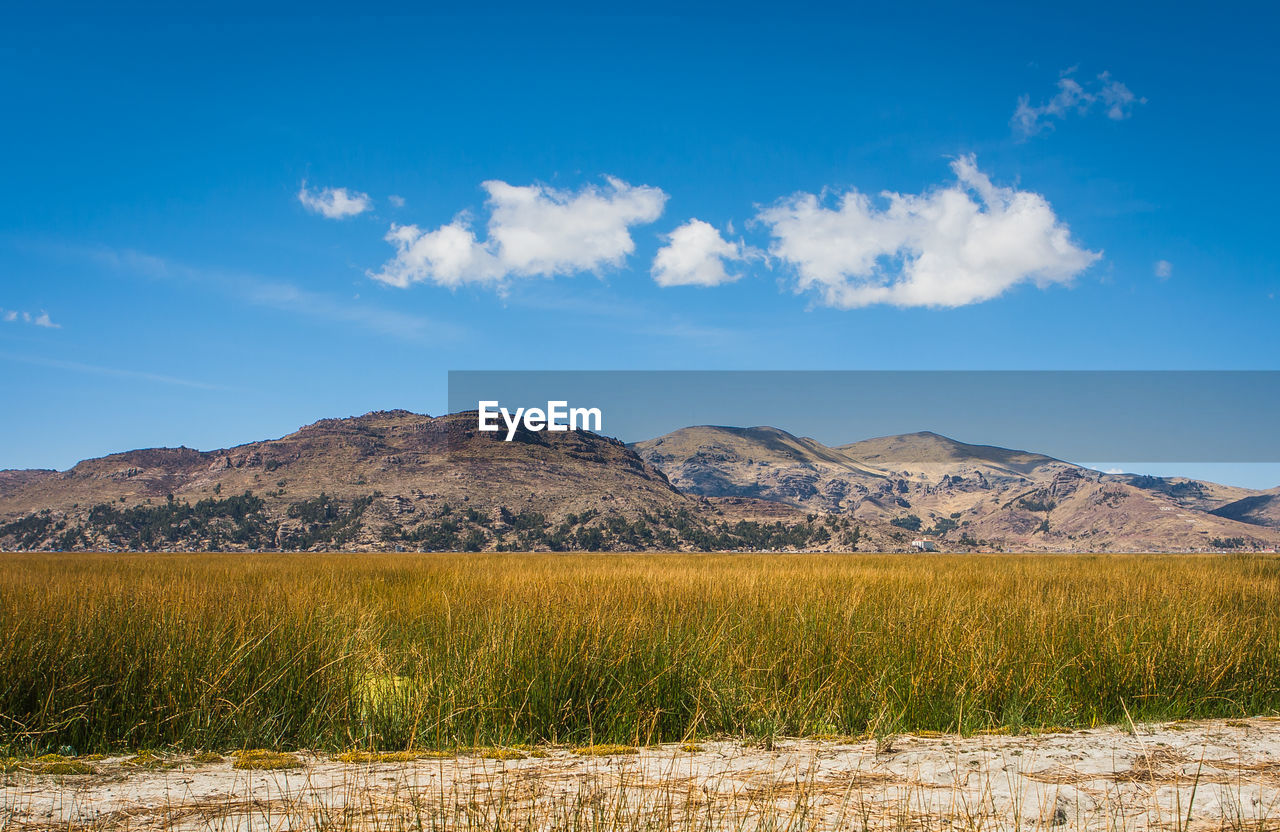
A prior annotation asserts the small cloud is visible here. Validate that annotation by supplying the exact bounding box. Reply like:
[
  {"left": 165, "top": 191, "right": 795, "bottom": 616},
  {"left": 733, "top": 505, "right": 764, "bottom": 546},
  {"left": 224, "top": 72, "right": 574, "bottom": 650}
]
[
  {"left": 388, "top": 194, "right": 406, "bottom": 208},
  {"left": 1096, "top": 71, "right": 1140, "bottom": 120},
  {"left": 297, "top": 181, "right": 372, "bottom": 219},
  {"left": 1013, "top": 69, "right": 1146, "bottom": 137},
  {"left": 1154, "top": 260, "right": 1173, "bottom": 280},
  {"left": 652, "top": 219, "right": 755, "bottom": 287},
  {"left": 1, "top": 307, "right": 60, "bottom": 328}
]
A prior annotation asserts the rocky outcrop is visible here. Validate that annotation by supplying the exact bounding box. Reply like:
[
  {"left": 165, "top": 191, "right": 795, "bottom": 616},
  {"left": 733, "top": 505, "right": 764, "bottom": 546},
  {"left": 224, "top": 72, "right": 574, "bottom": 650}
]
[{"left": 3, "top": 414, "right": 1278, "bottom": 553}]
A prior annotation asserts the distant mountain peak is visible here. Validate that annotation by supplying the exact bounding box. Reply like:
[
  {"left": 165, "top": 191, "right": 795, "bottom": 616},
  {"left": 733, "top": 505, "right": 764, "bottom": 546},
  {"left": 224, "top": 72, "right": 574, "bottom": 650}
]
[
  {"left": 837, "top": 431, "right": 1065, "bottom": 476},
  {"left": 3, "top": 413, "right": 1278, "bottom": 553}
]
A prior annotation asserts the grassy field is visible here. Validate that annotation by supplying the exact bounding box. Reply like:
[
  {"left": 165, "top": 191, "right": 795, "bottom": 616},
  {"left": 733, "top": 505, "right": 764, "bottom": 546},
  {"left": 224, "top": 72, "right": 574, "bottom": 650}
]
[{"left": 2, "top": 552, "right": 1279, "bottom": 756}]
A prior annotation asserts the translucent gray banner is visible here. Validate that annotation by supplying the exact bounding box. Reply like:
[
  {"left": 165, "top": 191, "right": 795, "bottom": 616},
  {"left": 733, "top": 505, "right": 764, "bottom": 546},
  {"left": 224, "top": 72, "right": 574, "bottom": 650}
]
[{"left": 448, "top": 371, "right": 1280, "bottom": 463}]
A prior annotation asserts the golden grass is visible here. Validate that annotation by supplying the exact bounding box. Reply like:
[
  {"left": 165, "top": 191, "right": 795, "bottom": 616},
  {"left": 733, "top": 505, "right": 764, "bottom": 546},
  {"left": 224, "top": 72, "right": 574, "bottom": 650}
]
[
  {"left": 334, "top": 749, "right": 453, "bottom": 763},
  {"left": 231, "top": 749, "right": 303, "bottom": 770},
  {"left": 122, "top": 750, "right": 176, "bottom": 769},
  {"left": 3, "top": 552, "right": 1280, "bottom": 754},
  {"left": 469, "top": 746, "right": 526, "bottom": 760},
  {"left": 2, "top": 754, "right": 95, "bottom": 775},
  {"left": 572, "top": 744, "right": 640, "bottom": 756}
]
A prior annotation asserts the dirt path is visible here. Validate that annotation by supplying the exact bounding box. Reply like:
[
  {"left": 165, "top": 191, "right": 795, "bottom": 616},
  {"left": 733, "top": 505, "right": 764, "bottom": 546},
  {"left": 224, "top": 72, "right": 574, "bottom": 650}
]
[{"left": 4, "top": 718, "right": 1280, "bottom": 831}]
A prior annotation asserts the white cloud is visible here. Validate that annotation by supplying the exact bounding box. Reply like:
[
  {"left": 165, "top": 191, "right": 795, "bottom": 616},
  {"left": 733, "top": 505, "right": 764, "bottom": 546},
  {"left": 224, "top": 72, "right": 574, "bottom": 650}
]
[
  {"left": 757, "top": 155, "right": 1101, "bottom": 309},
  {"left": 1, "top": 307, "right": 60, "bottom": 328},
  {"left": 1096, "top": 72, "right": 1140, "bottom": 120},
  {"left": 388, "top": 194, "right": 406, "bottom": 208},
  {"left": 652, "top": 219, "right": 751, "bottom": 287},
  {"left": 297, "top": 181, "right": 372, "bottom": 219},
  {"left": 370, "top": 176, "right": 667, "bottom": 289},
  {"left": 1154, "top": 259, "right": 1173, "bottom": 280},
  {"left": 1013, "top": 70, "right": 1145, "bottom": 137}
]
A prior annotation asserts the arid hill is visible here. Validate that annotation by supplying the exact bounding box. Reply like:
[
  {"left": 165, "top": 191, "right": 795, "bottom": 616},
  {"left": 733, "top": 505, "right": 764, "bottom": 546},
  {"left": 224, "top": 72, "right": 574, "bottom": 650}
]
[
  {"left": 2, "top": 411, "right": 663, "bottom": 514},
  {"left": 1209, "top": 489, "right": 1280, "bottom": 530},
  {"left": 632, "top": 425, "right": 884, "bottom": 509},
  {"left": 0, "top": 411, "right": 846, "bottom": 553},
  {"left": 837, "top": 431, "right": 1071, "bottom": 481},
  {"left": 2, "top": 412, "right": 1277, "bottom": 553},
  {"left": 633, "top": 425, "right": 1280, "bottom": 553}
]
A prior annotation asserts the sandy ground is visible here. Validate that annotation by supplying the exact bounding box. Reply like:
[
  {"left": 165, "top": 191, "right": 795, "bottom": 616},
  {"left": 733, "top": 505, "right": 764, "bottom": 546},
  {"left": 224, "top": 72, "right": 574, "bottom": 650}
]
[{"left": 4, "top": 718, "right": 1280, "bottom": 831}]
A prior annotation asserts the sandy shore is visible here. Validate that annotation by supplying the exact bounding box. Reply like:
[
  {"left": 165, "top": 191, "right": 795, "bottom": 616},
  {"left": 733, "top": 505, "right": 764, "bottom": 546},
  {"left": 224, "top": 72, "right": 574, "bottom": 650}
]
[{"left": 4, "top": 717, "right": 1280, "bottom": 831}]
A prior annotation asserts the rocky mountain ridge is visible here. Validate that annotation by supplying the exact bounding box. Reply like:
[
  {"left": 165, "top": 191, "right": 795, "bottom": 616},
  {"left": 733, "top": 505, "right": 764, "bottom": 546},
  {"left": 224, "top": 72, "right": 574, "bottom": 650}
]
[
  {"left": 2, "top": 411, "right": 1277, "bottom": 553},
  {"left": 0, "top": 411, "right": 853, "bottom": 553},
  {"left": 631, "top": 425, "right": 1280, "bottom": 552}
]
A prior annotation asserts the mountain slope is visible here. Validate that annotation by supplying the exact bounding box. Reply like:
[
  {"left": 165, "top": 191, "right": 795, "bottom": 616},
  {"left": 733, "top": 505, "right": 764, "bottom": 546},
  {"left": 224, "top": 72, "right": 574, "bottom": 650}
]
[
  {"left": 837, "top": 431, "right": 1072, "bottom": 481},
  {"left": 2, "top": 410, "right": 681, "bottom": 519},
  {"left": 1112, "top": 473, "right": 1259, "bottom": 513},
  {"left": 635, "top": 426, "right": 1280, "bottom": 552},
  {"left": 1209, "top": 492, "right": 1280, "bottom": 530},
  {"left": 4, "top": 415, "right": 1277, "bottom": 553},
  {"left": 955, "top": 468, "right": 1280, "bottom": 552},
  {"left": 633, "top": 426, "right": 1080, "bottom": 515},
  {"left": 1, "top": 411, "right": 865, "bottom": 553},
  {"left": 631, "top": 425, "right": 883, "bottom": 510},
  {"left": 0, "top": 411, "right": 715, "bottom": 552}
]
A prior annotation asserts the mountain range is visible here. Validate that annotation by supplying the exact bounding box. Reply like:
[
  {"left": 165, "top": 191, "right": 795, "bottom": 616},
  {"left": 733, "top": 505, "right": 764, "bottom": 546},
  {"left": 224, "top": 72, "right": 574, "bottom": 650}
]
[{"left": 1, "top": 410, "right": 1277, "bottom": 553}]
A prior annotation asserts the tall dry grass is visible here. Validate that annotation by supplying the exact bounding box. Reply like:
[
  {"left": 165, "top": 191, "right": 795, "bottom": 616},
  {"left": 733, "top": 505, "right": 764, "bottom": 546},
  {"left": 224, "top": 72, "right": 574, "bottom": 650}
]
[{"left": 1, "top": 553, "right": 1278, "bottom": 754}]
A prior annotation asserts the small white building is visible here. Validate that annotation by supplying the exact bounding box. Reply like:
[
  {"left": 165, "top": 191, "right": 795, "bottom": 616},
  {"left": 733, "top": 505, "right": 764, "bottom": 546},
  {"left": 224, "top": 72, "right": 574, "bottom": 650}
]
[{"left": 911, "top": 538, "right": 939, "bottom": 552}]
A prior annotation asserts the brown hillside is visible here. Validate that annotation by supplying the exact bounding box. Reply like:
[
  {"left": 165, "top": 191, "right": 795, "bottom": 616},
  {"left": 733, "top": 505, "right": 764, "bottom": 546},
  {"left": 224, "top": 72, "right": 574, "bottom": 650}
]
[
  {"left": 0, "top": 412, "right": 844, "bottom": 553},
  {"left": 3, "top": 414, "right": 1276, "bottom": 554}
]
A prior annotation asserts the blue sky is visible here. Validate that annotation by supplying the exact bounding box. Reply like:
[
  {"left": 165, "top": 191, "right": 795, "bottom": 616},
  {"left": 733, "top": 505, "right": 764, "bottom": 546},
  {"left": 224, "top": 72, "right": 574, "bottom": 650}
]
[{"left": 2, "top": 2, "right": 1277, "bottom": 483}]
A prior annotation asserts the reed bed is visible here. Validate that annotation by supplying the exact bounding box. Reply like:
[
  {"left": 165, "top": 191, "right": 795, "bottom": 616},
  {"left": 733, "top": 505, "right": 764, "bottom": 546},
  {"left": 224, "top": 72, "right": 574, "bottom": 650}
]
[{"left": 1, "top": 552, "right": 1278, "bottom": 755}]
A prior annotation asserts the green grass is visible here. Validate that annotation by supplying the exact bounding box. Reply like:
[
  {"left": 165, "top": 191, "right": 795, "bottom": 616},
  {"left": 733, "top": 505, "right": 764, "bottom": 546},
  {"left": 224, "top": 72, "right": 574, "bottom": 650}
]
[{"left": 2, "top": 552, "right": 1280, "bottom": 755}]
